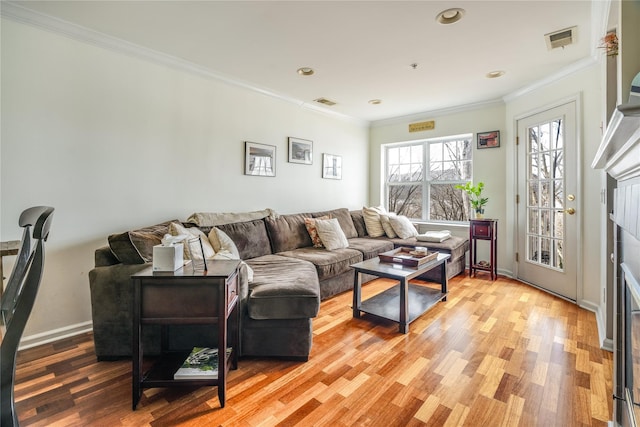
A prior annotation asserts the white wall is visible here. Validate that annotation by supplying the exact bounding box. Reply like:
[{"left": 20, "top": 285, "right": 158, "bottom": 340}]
[
  {"left": 0, "top": 19, "right": 369, "bottom": 343},
  {"left": 369, "top": 102, "right": 507, "bottom": 272}
]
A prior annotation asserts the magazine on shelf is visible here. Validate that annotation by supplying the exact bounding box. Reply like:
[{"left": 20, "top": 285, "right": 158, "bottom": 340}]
[{"left": 173, "top": 347, "right": 232, "bottom": 380}]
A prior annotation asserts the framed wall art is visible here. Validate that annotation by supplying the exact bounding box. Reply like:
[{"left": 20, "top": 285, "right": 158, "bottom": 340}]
[
  {"left": 322, "top": 153, "right": 342, "bottom": 180},
  {"left": 477, "top": 130, "right": 500, "bottom": 149},
  {"left": 288, "top": 137, "right": 313, "bottom": 164},
  {"left": 245, "top": 141, "right": 276, "bottom": 177}
]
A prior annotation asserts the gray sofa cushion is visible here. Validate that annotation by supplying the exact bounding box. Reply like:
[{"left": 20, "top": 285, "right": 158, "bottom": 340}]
[
  {"left": 246, "top": 255, "right": 320, "bottom": 319},
  {"left": 107, "top": 220, "right": 177, "bottom": 264},
  {"left": 347, "top": 237, "right": 394, "bottom": 260},
  {"left": 311, "top": 208, "right": 358, "bottom": 239},
  {"left": 215, "top": 219, "right": 272, "bottom": 260},
  {"left": 265, "top": 213, "right": 313, "bottom": 253},
  {"left": 277, "top": 247, "right": 362, "bottom": 281}
]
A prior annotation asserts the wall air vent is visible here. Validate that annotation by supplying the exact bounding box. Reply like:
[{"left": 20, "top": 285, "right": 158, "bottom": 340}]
[
  {"left": 545, "top": 26, "right": 577, "bottom": 50},
  {"left": 314, "top": 97, "right": 336, "bottom": 106}
]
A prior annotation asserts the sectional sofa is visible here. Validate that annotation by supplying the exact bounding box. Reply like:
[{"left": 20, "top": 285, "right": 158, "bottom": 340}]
[{"left": 89, "top": 208, "right": 469, "bottom": 361}]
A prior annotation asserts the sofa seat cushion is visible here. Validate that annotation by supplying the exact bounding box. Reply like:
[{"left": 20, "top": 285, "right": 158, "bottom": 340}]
[
  {"left": 277, "top": 247, "right": 362, "bottom": 281},
  {"left": 348, "top": 238, "right": 394, "bottom": 260},
  {"left": 387, "top": 235, "right": 469, "bottom": 261},
  {"left": 245, "top": 255, "right": 320, "bottom": 320}
]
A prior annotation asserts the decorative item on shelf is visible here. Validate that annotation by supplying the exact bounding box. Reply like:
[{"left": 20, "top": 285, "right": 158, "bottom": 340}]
[
  {"left": 599, "top": 32, "right": 618, "bottom": 57},
  {"left": 455, "top": 181, "right": 488, "bottom": 219}
]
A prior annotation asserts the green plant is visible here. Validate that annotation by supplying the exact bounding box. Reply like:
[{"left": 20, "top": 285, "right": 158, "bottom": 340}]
[{"left": 455, "top": 181, "right": 488, "bottom": 211}]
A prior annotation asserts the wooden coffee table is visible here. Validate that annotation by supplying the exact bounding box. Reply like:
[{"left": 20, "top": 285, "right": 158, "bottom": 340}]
[{"left": 351, "top": 252, "right": 450, "bottom": 333}]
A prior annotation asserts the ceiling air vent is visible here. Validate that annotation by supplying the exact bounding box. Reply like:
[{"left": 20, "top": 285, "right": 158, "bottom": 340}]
[
  {"left": 545, "top": 26, "right": 577, "bottom": 50},
  {"left": 314, "top": 97, "right": 336, "bottom": 106}
]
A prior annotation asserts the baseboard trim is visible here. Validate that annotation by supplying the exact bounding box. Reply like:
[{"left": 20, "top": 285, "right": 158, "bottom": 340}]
[
  {"left": 19, "top": 321, "right": 93, "bottom": 350},
  {"left": 579, "top": 300, "right": 613, "bottom": 352}
]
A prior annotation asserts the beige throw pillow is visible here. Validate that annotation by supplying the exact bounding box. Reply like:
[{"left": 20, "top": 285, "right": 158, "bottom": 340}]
[
  {"left": 379, "top": 213, "right": 398, "bottom": 238},
  {"left": 362, "top": 205, "right": 386, "bottom": 237},
  {"left": 169, "top": 222, "right": 216, "bottom": 260},
  {"left": 388, "top": 215, "right": 419, "bottom": 239},
  {"left": 305, "top": 215, "right": 331, "bottom": 248},
  {"left": 208, "top": 227, "right": 253, "bottom": 282},
  {"left": 208, "top": 227, "right": 240, "bottom": 258},
  {"left": 315, "top": 218, "right": 349, "bottom": 250}
]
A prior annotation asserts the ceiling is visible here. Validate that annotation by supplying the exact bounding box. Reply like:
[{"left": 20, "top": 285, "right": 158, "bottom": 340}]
[{"left": 6, "top": 1, "right": 599, "bottom": 123}]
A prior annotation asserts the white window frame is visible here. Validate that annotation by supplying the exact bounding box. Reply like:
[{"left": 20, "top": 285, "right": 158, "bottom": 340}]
[{"left": 383, "top": 133, "right": 473, "bottom": 222}]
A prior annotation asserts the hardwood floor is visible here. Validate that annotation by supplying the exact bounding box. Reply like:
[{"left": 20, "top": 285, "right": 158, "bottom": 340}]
[{"left": 12, "top": 274, "right": 613, "bottom": 426}]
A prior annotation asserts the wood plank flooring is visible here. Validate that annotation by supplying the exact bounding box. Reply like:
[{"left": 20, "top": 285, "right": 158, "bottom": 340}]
[{"left": 11, "top": 274, "right": 613, "bottom": 426}]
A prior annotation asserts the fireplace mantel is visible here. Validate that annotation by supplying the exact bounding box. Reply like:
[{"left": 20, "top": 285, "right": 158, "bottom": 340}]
[{"left": 592, "top": 103, "right": 640, "bottom": 181}]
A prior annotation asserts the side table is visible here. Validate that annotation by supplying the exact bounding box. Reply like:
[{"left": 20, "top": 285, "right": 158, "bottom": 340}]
[
  {"left": 131, "top": 259, "right": 240, "bottom": 410},
  {"left": 469, "top": 219, "right": 498, "bottom": 280}
]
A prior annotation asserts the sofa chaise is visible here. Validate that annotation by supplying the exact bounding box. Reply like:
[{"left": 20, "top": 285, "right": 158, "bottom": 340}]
[{"left": 89, "top": 208, "right": 469, "bottom": 361}]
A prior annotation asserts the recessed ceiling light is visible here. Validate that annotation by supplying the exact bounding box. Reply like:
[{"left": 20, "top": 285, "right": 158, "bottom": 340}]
[
  {"left": 486, "top": 70, "right": 506, "bottom": 79},
  {"left": 297, "top": 67, "right": 314, "bottom": 76},
  {"left": 369, "top": 99, "right": 382, "bottom": 105},
  {"left": 436, "top": 8, "right": 465, "bottom": 25}
]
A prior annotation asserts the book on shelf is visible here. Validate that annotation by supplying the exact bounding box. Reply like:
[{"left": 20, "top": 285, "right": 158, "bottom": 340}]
[{"left": 173, "top": 347, "right": 232, "bottom": 380}]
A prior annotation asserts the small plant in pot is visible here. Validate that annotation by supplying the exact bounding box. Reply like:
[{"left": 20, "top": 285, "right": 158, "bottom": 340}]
[{"left": 455, "top": 181, "right": 488, "bottom": 219}]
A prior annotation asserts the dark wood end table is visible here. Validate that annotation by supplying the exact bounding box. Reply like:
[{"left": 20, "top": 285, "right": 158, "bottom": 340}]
[
  {"left": 131, "top": 259, "right": 240, "bottom": 410},
  {"left": 469, "top": 219, "right": 498, "bottom": 280},
  {"left": 351, "top": 253, "right": 450, "bottom": 333}
]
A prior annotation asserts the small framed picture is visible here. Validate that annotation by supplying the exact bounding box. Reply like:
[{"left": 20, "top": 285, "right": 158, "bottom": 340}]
[
  {"left": 477, "top": 130, "right": 500, "bottom": 149},
  {"left": 322, "top": 153, "right": 342, "bottom": 180},
  {"left": 245, "top": 141, "right": 276, "bottom": 177},
  {"left": 288, "top": 137, "right": 313, "bottom": 164}
]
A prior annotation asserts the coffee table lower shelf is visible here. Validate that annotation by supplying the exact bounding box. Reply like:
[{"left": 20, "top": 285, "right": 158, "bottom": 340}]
[{"left": 357, "top": 284, "right": 446, "bottom": 324}]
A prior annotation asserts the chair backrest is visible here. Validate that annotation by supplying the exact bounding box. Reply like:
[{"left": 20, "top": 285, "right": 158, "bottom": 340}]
[{"left": 1, "top": 206, "right": 54, "bottom": 427}]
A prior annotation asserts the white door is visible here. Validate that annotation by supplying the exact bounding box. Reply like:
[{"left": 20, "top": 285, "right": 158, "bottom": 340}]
[{"left": 516, "top": 102, "right": 578, "bottom": 300}]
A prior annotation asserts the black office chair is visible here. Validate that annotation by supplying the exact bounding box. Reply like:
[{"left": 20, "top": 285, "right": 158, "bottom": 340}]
[{"left": 1, "top": 206, "right": 54, "bottom": 427}]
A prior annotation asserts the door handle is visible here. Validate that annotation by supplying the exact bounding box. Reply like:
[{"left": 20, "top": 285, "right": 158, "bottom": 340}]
[{"left": 564, "top": 208, "right": 575, "bottom": 215}]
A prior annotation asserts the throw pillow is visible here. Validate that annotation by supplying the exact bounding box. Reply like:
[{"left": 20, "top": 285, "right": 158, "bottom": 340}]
[
  {"left": 362, "top": 205, "right": 386, "bottom": 237},
  {"left": 208, "top": 227, "right": 253, "bottom": 282},
  {"left": 379, "top": 213, "right": 398, "bottom": 238},
  {"left": 169, "top": 222, "right": 216, "bottom": 260},
  {"left": 388, "top": 215, "right": 419, "bottom": 239},
  {"left": 314, "top": 218, "right": 349, "bottom": 250},
  {"left": 208, "top": 227, "right": 241, "bottom": 258},
  {"left": 304, "top": 215, "right": 331, "bottom": 248}
]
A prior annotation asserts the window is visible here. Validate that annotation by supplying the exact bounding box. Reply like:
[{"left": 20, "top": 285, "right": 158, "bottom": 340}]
[{"left": 384, "top": 134, "right": 473, "bottom": 221}]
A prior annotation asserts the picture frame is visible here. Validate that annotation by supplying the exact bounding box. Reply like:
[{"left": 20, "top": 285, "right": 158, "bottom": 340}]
[
  {"left": 477, "top": 130, "right": 500, "bottom": 149},
  {"left": 245, "top": 141, "right": 276, "bottom": 177},
  {"left": 322, "top": 153, "right": 342, "bottom": 180},
  {"left": 288, "top": 137, "right": 313, "bottom": 164}
]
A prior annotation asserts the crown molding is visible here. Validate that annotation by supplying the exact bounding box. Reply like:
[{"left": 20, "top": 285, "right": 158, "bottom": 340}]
[
  {"left": 502, "top": 56, "right": 598, "bottom": 103},
  {"left": 370, "top": 98, "right": 505, "bottom": 128},
  {"left": 1, "top": 2, "right": 368, "bottom": 127}
]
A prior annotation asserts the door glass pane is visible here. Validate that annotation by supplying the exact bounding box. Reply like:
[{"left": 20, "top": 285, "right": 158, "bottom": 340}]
[
  {"left": 525, "top": 117, "right": 565, "bottom": 271},
  {"left": 528, "top": 236, "right": 539, "bottom": 262},
  {"left": 529, "top": 208, "right": 539, "bottom": 233}
]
